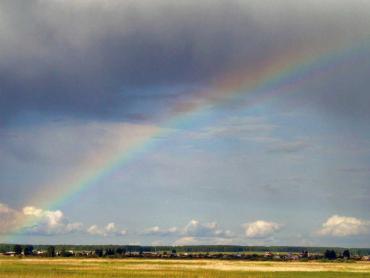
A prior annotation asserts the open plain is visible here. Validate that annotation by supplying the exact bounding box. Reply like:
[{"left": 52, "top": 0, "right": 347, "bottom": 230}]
[{"left": 1, "top": 258, "right": 370, "bottom": 278}]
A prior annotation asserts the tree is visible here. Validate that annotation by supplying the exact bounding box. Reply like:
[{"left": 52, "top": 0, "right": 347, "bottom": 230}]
[
  {"left": 171, "top": 249, "right": 177, "bottom": 257},
  {"left": 116, "top": 247, "right": 126, "bottom": 256},
  {"left": 343, "top": 250, "right": 350, "bottom": 259},
  {"left": 47, "top": 246, "right": 55, "bottom": 257},
  {"left": 13, "top": 244, "right": 22, "bottom": 255},
  {"left": 24, "top": 245, "right": 34, "bottom": 256},
  {"left": 95, "top": 249, "right": 103, "bottom": 257},
  {"left": 105, "top": 248, "right": 115, "bottom": 256},
  {"left": 60, "top": 248, "right": 73, "bottom": 257},
  {"left": 324, "top": 249, "right": 337, "bottom": 260}
]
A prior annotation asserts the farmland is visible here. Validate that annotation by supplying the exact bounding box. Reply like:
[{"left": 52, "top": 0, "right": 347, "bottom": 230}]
[{"left": 1, "top": 258, "right": 370, "bottom": 277}]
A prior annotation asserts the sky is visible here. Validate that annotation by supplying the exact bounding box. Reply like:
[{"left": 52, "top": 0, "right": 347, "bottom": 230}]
[{"left": 0, "top": 0, "right": 370, "bottom": 247}]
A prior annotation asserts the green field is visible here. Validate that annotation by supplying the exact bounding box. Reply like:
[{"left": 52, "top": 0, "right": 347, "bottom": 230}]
[{"left": 1, "top": 258, "right": 370, "bottom": 277}]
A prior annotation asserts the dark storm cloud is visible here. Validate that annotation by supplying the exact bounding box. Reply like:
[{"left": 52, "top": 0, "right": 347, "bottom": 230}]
[{"left": 1, "top": 0, "right": 370, "bottom": 122}]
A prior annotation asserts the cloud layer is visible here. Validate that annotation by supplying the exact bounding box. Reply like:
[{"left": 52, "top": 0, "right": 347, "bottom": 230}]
[
  {"left": 1, "top": 0, "right": 370, "bottom": 122},
  {"left": 2, "top": 202, "right": 370, "bottom": 245}
]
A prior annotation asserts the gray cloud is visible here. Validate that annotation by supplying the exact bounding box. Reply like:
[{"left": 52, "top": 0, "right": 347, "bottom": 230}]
[{"left": 1, "top": 0, "right": 370, "bottom": 122}]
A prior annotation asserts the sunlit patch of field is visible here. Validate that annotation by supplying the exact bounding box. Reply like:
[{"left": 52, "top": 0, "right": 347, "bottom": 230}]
[{"left": 0, "top": 258, "right": 370, "bottom": 277}]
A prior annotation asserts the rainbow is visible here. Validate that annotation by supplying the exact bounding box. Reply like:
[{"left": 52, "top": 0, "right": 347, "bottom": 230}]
[{"left": 5, "top": 38, "right": 370, "bottom": 241}]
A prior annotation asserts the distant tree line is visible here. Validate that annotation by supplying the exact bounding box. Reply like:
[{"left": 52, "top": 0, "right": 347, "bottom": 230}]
[
  {"left": 0, "top": 244, "right": 366, "bottom": 257},
  {"left": 323, "top": 249, "right": 351, "bottom": 260}
]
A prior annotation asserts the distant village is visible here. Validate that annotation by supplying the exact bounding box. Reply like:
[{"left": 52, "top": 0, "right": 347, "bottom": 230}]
[{"left": 1, "top": 245, "right": 370, "bottom": 261}]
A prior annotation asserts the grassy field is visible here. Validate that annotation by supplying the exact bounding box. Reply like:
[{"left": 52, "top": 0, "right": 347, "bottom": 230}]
[{"left": 0, "top": 258, "right": 370, "bottom": 277}]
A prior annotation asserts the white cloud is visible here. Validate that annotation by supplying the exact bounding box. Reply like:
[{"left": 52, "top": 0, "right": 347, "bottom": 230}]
[
  {"left": 173, "top": 236, "right": 199, "bottom": 246},
  {"left": 87, "top": 222, "right": 127, "bottom": 237},
  {"left": 0, "top": 203, "right": 22, "bottom": 233},
  {"left": 183, "top": 220, "right": 232, "bottom": 238},
  {"left": 87, "top": 225, "right": 104, "bottom": 236},
  {"left": 0, "top": 203, "right": 14, "bottom": 214},
  {"left": 317, "top": 215, "right": 370, "bottom": 237},
  {"left": 243, "top": 220, "right": 282, "bottom": 238},
  {"left": 0, "top": 203, "right": 83, "bottom": 235},
  {"left": 1, "top": 204, "right": 127, "bottom": 238},
  {"left": 143, "top": 226, "right": 179, "bottom": 236},
  {"left": 144, "top": 219, "right": 233, "bottom": 245},
  {"left": 172, "top": 234, "right": 236, "bottom": 246},
  {"left": 105, "top": 222, "right": 116, "bottom": 233},
  {"left": 118, "top": 230, "right": 128, "bottom": 236},
  {"left": 22, "top": 206, "right": 83, "bottom": 235},
  {"left": 144, "top": 219, "right": 232, "bottom": 238}
]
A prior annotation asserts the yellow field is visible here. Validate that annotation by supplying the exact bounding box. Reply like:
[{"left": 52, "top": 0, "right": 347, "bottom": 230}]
[{"left": 0, "top": 258, "right": 370, "bottom": 277}]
